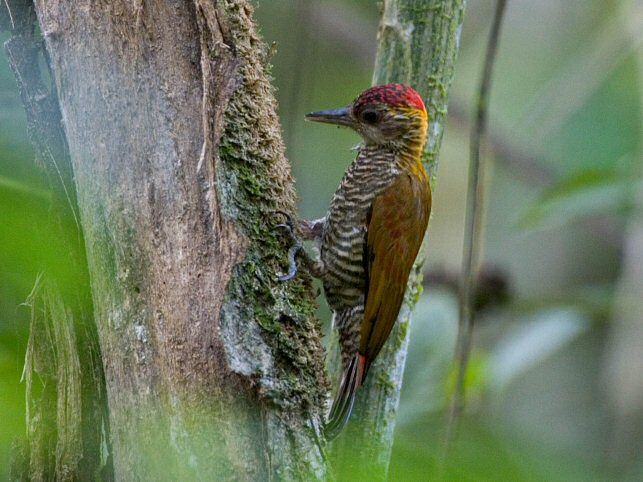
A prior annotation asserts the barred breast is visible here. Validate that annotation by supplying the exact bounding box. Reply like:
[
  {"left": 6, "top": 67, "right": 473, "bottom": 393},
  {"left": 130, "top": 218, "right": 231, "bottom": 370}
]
[{"left": 320, "top": 146, "right": 398, "bottom": 312}]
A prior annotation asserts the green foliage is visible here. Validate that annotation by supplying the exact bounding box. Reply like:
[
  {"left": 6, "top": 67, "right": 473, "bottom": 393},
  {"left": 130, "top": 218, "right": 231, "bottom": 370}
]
[
  {"left": 445, "top": 351, "right": 489, "bottom": 402},
  {"left": 0, "top": 35, "right": 43, "bottom": 476},
  {"left": 521, "top": 162, "right": 639, "bottom": 229}
]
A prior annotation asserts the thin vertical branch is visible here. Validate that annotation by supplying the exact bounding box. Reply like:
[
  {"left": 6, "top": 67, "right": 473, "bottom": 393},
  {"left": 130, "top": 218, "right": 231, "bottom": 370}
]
[
  {"left": 328, "top": 1, "right": 466, "bottom": 479},
  {"left": 446, "top": 0, "right": 508, "bottom": 450}
]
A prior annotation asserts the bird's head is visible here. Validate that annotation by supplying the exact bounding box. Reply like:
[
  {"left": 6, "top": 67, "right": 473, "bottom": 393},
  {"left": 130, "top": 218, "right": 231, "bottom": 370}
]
[{"left": 306, "top": 83, "right": 428, "bottom": 147}]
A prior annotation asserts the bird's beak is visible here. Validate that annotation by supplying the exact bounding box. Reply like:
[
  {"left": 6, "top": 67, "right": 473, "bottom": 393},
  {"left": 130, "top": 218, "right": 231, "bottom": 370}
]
[{"left": 305, "top": 106, "right": 353, "bottom": 127}]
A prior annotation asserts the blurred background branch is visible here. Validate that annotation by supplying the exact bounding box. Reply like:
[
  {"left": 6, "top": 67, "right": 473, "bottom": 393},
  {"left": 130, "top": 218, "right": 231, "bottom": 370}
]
[{"left": 448, "top": 0, "right": 508, "bottom": 452}]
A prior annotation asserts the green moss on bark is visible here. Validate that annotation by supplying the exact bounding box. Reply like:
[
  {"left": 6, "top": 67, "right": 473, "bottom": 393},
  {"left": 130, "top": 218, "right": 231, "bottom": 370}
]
[{"left": 213, "top": 0, "right": 327, "bottom": 435}]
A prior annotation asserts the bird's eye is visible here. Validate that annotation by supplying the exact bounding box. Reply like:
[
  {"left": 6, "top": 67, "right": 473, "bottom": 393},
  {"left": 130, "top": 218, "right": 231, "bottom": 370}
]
[{"left": 361, "top": 110, "right": 380, "bottom": 124}]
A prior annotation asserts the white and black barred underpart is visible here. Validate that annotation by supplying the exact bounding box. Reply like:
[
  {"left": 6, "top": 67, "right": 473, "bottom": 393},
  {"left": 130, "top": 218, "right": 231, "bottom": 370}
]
[{"left": 319, "top": 144, "right": 400, "bottom": 366}]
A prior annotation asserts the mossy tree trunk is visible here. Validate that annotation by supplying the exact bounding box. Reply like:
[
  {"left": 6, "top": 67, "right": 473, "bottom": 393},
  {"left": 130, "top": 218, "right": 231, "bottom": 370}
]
[
  {"left": 329, "top": 1, "right": 466, "bottom": 479},
  {"left": 7, "top": 0, "right": 327, "bottom": 480}
]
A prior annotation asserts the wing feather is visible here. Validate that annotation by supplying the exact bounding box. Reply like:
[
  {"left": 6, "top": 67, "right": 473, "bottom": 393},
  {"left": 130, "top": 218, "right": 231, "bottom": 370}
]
[{"left": 360, "top": 173, "right": 431, "bottom": 369}]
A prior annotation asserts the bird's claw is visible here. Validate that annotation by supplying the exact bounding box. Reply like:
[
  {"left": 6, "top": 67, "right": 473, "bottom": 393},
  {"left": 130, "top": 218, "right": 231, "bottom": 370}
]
[
  {"left": 275, "top": 210, "right": 294, "bottom": 228},
  {"left": 275, "top": 211, "right": 303, "bottom": 281}
]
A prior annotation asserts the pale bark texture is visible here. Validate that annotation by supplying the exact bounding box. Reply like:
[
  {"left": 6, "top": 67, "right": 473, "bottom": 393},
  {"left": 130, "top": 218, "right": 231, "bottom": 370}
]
[
  {"left": 329, "top": 0, "right": 466, "bottom": 479},
  {"left": 11, "top": 0, "right": 328, "bottom": 480}
]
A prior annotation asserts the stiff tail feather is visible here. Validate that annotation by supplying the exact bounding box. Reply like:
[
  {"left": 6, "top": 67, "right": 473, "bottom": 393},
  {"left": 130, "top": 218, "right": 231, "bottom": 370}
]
[{"left": 324, "top": 355, "right": 366, "bottom": 440}]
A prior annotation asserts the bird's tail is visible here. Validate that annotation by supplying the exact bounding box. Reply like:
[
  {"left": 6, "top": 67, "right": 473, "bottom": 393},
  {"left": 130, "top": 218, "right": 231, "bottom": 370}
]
[{"left": 324, "top": 354, "right": 366, "bottom": 440}]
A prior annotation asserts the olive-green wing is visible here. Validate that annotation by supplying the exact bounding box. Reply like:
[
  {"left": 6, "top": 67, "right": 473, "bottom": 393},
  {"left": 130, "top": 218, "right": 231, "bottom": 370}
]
[{"left": 360, "top": 173, "right": 431, "bottom": 367}]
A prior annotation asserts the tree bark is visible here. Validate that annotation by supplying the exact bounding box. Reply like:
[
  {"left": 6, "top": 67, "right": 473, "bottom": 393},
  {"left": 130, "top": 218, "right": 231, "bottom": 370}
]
[
  {"left": 26, "top": 0, "right": 327, "bottom": 479},
  {"left": 329, "top": 0, "right": 466, "bottom": 479}
]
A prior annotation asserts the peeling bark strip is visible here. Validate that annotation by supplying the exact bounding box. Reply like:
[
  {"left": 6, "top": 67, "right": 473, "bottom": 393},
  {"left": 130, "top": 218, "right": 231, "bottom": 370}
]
[
  {"left": 32, "top": 0, "right": 326, "bottom": 479},
  {"left": 329, "top": 1, "right": 466, "bottom": 479},
  {"left": 3, "top": 2, "right": 110, "bottom": 479}
]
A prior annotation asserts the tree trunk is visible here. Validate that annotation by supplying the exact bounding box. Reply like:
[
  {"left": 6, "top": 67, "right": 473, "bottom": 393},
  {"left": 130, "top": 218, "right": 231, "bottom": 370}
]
[
  {"left": 329, "top": 0, "right": 466, "bottom": 479},
  {"left": 27, "top": 0, "right": 327, "bottom": 479}
]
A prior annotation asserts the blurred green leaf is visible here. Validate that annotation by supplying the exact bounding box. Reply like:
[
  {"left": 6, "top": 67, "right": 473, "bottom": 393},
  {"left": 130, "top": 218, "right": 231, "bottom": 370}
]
[
  {"left": 488, "top": 308, "right": 587, "bottom": 391},
  {"left": 445, "top": 351, "right": 489, "bottom": 406},
  {"left": 520, "top": 165, "right": 638, "bottom": 229},
  {"left": 0, "top": 174, "right": 49, "bottom": 199}
]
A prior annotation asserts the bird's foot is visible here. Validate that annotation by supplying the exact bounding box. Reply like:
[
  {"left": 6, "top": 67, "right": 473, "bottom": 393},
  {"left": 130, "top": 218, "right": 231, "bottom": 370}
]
[{"left": 275, "top": 210, "right": 303, "bottom": 281}]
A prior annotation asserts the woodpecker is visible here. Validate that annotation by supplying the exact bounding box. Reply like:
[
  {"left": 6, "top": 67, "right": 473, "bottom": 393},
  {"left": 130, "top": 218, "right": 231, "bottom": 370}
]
[{"left": 278, "top": 83, "right": 431, "bottom": 439}]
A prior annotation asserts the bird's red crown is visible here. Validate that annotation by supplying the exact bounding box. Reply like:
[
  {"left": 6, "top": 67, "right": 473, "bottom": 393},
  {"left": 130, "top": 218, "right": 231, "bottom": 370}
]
[{"left": 353, "top": 83, "right": 425, "bottom": 113}]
